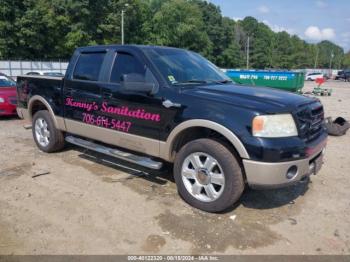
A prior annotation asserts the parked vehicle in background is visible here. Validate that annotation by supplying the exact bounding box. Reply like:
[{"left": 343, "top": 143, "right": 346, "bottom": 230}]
[
  {"left": 323, "top": 74, "right": 331, "bottom": 80},
  {"left": 16, "top": 45, "right": 327, "bottom": 212},
  {"left": 0, "top": 76, "right": 17, "bottom": 116},
  {"left": 26, "top": 71, "right": 64, "bottom": 77},
  {"left": 345, "top": 72, "right": 350, "bottom": 82},
  {"left": 335, "top": 71, "right": 344, "bottom": 80},
  {"left": 0, "top": 72, "right": 15, "bottom": 82},
  {"left": 335, "top": 70, "right": 350, "bottom": 81},
  {"left": 305, "top": 72, "right": 324, "bottom": 81}
]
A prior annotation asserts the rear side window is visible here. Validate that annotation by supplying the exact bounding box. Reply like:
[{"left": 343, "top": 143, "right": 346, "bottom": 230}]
[
  {"left": 110, "top": 52, "right": 145, "bottom": 83},
  {"left": 73, "top": 52, "right": 105, "bottom": 81}
]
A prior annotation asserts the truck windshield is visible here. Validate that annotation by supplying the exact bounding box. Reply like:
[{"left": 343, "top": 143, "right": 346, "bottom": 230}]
[{"left": 144, "top": 48, "right": 231, "bottom": 86}]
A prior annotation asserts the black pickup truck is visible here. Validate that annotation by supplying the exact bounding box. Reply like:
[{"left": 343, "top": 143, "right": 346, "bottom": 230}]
[{"left": 16, "top": 45, "right": 327, "bottom": 212}]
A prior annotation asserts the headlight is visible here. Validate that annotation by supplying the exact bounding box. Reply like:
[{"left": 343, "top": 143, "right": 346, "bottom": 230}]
[
  {"left": 252, "top": 114, "right": 298, "bottom": 137},
  {"left": 0, "top": 97, "right": 5, "bottom": 103}
]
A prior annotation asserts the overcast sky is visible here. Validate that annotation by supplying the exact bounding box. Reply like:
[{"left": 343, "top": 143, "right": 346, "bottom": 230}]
[{"left": 208, "top": 0, "right": 350, "bottom": 52}]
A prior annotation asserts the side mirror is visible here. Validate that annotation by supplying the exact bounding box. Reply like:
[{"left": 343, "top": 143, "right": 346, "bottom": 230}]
[{"left": 121, "top": 73, "right": 155, "bottom": 94}]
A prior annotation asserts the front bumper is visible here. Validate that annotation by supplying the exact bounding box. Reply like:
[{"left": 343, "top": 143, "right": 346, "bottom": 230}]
[{"left": 243, "top": 141, "right": 326, "bottom": 189}]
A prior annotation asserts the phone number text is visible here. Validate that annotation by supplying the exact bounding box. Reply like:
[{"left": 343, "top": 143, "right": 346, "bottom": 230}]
[{"left": 82, "top": 113, "right": 132, "bottom": 133}]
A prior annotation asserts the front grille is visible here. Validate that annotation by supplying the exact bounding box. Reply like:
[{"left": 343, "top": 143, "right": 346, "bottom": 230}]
[
  {"left": 295, "top": 102, "right": 325, "bottom": 142},
  {"left": 9, "top": 96, "right": 17, "bottom": 105}
]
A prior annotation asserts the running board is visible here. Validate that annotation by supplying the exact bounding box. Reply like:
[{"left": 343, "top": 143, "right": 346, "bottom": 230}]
[{"left": 65, "top": 136, "right": 163, "bottom": 170}]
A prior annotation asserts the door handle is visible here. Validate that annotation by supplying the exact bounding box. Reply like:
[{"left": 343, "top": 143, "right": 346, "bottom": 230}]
[
  {"left": 103, "top": 92, "right": 112, "bottom": 98},
  {"left": 162, "top": 99, "right": 181, "bottom": 108},
  {"left": 65, "top": 88, "right": 74, "bottom": 95}
]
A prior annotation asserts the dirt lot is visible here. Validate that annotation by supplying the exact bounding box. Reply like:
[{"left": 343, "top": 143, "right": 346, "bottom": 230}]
[{"left": 0, "top": 80, "right": 350, "bottom": 255}]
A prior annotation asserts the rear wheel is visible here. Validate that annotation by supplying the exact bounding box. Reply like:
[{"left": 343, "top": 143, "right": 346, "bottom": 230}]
[
  {"left": 174, "top": 138, "right": 244, "bottom": 212},
  {"left": 32, "top": 110, "right": 65, "bottom": 152}
]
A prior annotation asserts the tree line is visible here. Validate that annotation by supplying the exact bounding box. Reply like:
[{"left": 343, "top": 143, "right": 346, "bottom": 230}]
[{"left": 1, "top": 0, "right": 349, "bottom": 69}]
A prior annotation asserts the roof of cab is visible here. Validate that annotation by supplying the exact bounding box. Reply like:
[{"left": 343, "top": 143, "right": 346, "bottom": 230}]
[{"left": 76, "top": 44, "right": 185, "bottom": 52}]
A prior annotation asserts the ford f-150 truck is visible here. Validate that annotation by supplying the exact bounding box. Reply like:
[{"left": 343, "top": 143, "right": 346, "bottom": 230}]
[{"left": 16, "top": 45, "right": 327, "bottom": 212}]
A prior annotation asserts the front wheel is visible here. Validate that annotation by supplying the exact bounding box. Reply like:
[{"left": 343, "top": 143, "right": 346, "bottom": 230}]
[
  {"left": 174, "top": 138, "right": 244, "bottom": 212},
  {"left": 32, "top": 110, "right": 65, "bottom": 153}
]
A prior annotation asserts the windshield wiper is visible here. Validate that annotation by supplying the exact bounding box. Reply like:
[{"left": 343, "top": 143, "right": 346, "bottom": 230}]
[
  {"left": 173, "top": 80, "right": 209, "bottom": 85},
  {"left": 207, "top": 79, "right": 233, "bottom": 84},
  {"left": 173, "top": 79, "right": 233, "bottom": 86}
]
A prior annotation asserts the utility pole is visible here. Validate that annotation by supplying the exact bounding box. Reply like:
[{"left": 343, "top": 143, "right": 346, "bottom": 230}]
[
  {"left": 121, "top": 4, "right": 129, "bottom": 45},
  {"left": 329, "top": 51, "right": 334, "bottom": 78},
  {"left": 314, "top": 47, "right": 319, "bottom": 69},
  {"left": 246, "top": 36, "right": 250, "bottom": 69},
  {"left": 121, "top": 10, "right": 125, "bottom": 45},
  {"left": 329, "top": 51, "right": 334, "bottom": 69}
]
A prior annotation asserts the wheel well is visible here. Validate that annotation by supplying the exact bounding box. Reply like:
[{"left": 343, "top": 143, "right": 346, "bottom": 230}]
[
  {"left": 171, "top": 126, "right": 247, "bottom": 182},
  {"left": 171, "top": 127, "right": 240, "bottom": 159},
  {"left": 30, "top": 100, "right": 48, "bottom": 118}
]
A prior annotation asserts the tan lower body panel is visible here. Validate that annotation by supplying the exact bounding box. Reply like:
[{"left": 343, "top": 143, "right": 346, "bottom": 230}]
[
  {"left": 21, "top": 102, "right": 248, "bottom": 163},
  {"left": 16, "top": 107, "right": 30, "bottom": 120},
  {"left": 17, "top": 107, "right": 66, "bottom": 131},
  {"left": 22, "top": 97, "right": 167, "bottom": 159},
  {"left": 56, "top": 117, "right": 66, "bottom": 131},
  {"left": 64, "top": 119, "right": 163, "bottom": 159}
]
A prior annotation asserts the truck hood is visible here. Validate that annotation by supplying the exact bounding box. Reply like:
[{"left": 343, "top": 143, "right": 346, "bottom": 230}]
[
  {"left": 0, "top": 87, "right": 16, "bottom": 97},
  {"left": 181, "top": 84, "right": 315, "bottom": 113}
]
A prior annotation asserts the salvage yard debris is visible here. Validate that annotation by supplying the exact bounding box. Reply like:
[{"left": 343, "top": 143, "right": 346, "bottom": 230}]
[
  {"left": 32, "top": 171, "right": 51, "bottom": 178},
  {"left": 325, "top": 117, "right": 350, "bottom": 136},
  {"left": 229, "top": 215, "right": 237, "bottom": 221},
  {"left": 312, "top": 77, "right": 332, "bottom": 96}
]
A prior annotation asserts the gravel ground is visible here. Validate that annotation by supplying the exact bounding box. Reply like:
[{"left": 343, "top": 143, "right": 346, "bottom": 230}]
[{"left": 0, "top": 80, "right": 349, "bottom": 255}]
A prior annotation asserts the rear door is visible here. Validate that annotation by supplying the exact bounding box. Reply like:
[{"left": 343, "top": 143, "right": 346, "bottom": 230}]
[{"left": 63, "top": 51, "right": 106, "bottom": 128}]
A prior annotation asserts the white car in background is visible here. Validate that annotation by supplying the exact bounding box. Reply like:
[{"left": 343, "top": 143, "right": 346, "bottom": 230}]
[
  {"left": 305, "top": 72, "right": 324, "bottom": 81},
  {"left": 26, "top": 71, "right": 64, "bottom": 77}
]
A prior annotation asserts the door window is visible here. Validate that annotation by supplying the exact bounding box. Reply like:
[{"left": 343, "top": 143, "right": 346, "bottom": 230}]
[
  {"left": 73, "top": 52, "right": 105, "bottom": 81},
  {"left": 110, "top": 52, "right": 147, "bottom": 83}
]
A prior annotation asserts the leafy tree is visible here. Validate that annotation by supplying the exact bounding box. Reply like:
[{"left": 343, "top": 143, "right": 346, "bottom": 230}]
[
  {"left": 0, "top": 0, "right": 26, "bottom": 58},
  {"left": 316, "top": 40, "right": 344, "bottom": 68},
  {"left": 144, "top": 0, "right": 212, "bottom": 56},
  {"left": 0, "top": 0, "right": 346, "bottom": 69},
  {"left": 289, "top": 36, "right": 311, "bottom": 69},
  {"left": 343, "top": 52, "right": 350, "bottom": 69},
  {"left": 217, "top": 42, "right": 242, "bottom": 68},
  {"left": 216, "top": 18, "right": 244, "bottom": 68},
  {"left": 239, "top": 17, "right": 274, "bottom": 69},
  {"left": 251, "top": 23, "right": 274, "bottom": 68},
  {"left": 194, "top": 0, "right": 223, "bottom": 62},
  {"left": 271, "top": 32, "right": 293, "bottom": 69}
]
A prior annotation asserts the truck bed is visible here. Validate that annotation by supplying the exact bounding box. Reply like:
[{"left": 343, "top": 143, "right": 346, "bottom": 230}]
[{"left": 16, "top": 75, "right": 63, "bottom": 112}]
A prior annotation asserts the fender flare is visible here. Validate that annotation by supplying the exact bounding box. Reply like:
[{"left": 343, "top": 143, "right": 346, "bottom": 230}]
[
  {"left": 161, "top": 119, "right": 250, "bottom": 161},
  {"left": 28, "top": 95, "right": 64, "bottom": 129}
]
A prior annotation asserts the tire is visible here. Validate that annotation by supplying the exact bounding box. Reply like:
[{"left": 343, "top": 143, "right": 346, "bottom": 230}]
[
  {"left": 32, "top": 110, "right": 65, "bottom": 153},
  {"left": 173, "top": 138, "right": 244, "bottom": 212}
]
